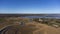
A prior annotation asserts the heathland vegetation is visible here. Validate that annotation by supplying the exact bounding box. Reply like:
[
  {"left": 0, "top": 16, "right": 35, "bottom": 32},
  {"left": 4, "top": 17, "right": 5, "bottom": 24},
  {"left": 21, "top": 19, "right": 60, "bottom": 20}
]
[{"left": 0, "top": 17, "right": 60, "bottom": 34}]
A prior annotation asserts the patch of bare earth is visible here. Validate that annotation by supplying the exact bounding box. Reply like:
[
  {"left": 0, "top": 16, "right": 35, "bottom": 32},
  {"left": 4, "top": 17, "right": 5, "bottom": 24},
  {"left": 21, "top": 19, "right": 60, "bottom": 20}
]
[{"left": 26, "top": 22, "right": 60, "bottom": 34}]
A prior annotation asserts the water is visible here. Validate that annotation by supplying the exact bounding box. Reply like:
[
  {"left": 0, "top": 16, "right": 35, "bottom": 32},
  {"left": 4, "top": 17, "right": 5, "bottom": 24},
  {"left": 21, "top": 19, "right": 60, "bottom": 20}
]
[{"left": 21, "top": 15, "right": 60, "bottom": 19}]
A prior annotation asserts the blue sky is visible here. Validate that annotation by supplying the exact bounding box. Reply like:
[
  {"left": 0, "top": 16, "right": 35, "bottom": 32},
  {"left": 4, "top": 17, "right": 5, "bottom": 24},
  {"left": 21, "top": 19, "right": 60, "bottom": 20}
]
[{"left": 0, "top": 0, "right": 60, "bottom": 14}]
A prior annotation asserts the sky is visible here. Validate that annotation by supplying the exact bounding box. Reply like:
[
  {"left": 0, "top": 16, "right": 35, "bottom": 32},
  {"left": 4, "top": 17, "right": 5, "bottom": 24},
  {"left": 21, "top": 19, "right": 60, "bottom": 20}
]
[{"left": 0, "top": 0, "right": 60, "bottom": 14}]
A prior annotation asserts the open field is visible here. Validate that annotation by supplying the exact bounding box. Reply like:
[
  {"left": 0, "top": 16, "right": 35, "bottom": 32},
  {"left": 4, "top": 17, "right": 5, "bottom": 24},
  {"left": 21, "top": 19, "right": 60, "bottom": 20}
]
[{"left": 0, "top": 14, "right": 60, "bottom": 34}]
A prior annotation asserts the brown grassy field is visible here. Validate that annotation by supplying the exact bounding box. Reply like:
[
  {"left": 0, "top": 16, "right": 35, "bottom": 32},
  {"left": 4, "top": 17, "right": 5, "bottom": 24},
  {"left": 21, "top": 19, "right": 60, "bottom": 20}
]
[{"left": 0, "top": 17, "right": 60, "bottom": 34}]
